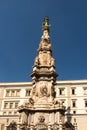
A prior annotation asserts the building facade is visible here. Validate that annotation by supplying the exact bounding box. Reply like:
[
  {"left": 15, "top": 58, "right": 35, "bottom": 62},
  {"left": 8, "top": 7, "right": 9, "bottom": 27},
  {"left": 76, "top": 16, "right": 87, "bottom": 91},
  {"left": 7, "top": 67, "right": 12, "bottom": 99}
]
[
  {"left": 0, "top": 17, "right": 87, "bottom": 130},
  {"left": 0, "top": 80, "right": 87, "bottom": 130}
]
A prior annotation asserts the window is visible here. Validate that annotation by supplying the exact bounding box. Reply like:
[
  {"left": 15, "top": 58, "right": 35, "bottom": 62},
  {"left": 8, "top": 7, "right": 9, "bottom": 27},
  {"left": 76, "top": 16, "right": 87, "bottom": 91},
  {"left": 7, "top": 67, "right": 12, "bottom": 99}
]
[
  {"left": 73, "top": 111, "right": 76, "bottom": 114},
  {"left": 71, "top": 88, "right": 76, "bottom": 95},
  {"left": 83, "top": 88, "right": 87, "bottom": 95},
  {"left": 14, "top": 111, "right": 17, "bottom": 115},
  {"left": 6, "top": 89, "right": 20, "bottom": 97},
  {"left": 15, "top": 102, "right": 18, "bottom": 108},
  {"left": 9, "top": 103, "right": 13, "bottom": 109},
  {"left": 9, "top": 111, "right": 12, "bottom": 115},
  {"left": 11, "top": 90, "right": 15, "bottom": 96},
  {"left": 72, "top": 100, "right": 76, "bottom": 108},
  {"left": 26, "top": 89, "right": 31, "bottom": 96},
  {"left": 6, "top": 90, "right": 10, "bottom": 97},
  {"left": 16, "top": 90, "right": 20, "bottom": 97},
  {"left": 4, "top": 102, "right": 9, "bottom": 109},
  {"left": 85, "top": 100, "right": 87, "bottom": 107},
  {"left": 59, "top": 88, "right": 65, "bottom": 95},
  {"left": 4, "top": 101, "right": 19, "bottom": 109},
  {"left": 3, "top": 112, "right": 6, "bottom": 115}
]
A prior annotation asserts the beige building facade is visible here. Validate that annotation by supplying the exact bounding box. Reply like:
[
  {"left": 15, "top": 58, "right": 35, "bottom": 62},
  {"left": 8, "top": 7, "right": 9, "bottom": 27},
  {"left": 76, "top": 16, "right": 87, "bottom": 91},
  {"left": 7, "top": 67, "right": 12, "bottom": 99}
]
[{"left": 0, "top": 80, "right": 87, "bottom": 129}]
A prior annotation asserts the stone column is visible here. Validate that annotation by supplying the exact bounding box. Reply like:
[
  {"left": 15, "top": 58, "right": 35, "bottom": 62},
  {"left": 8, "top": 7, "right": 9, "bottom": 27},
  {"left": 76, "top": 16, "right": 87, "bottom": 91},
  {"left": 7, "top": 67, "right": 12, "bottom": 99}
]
[
  {"left": 30, "top": 125, "right": 34, "bottom": 130},
  {"left": 59, "top": 119, "right": 63, "bottom": 130},
  {"left": 28, "top": 113, "right": 30, "bottom": 126},
  {"left": 21, "top": 111, "right": 28, "bottom": 124},
  {"left": 55, "top": 112, "right": 59, "bottom": 124},
  {"left": 49, "top": 112, "right": 51, "bottom": 123},
  {"left": 48, "top": 124, "right": 51, "bottom": 130},
  {"left": 54, "top": 112, "right": 57, "bottom": 123},
  {"left": 17, "top": 116, "right": 21, "bottom": 130}
]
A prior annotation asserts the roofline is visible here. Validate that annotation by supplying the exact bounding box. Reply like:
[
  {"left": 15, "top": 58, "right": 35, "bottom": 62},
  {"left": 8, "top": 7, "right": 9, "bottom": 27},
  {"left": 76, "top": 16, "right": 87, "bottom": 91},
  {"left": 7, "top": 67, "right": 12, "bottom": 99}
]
[
  {"left": 0, "top": 79, "right": 87, "bottom": 86},
  {"left": 0, "top": 82, "right": 32, "bottom": 86},
  {"left": 56, "top": 79, "right": 87, "bottom": 85}
]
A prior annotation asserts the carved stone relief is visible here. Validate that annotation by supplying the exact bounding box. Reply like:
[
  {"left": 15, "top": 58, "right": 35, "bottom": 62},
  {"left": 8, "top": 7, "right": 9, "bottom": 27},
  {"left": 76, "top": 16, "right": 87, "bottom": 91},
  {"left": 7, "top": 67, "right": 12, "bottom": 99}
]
[
  {"left": 38, "top": 51, "right": 54, "bottom": 66},
  {"left": 42, "top": 30, "right": 50, "bottom": 40},
  {"left": 39, "top": 40, "right": 51, "bottom": 50},
  {"left": 31, "top": 81, "right": 53, "bottom": 102},
  {"left": 34, "top": 56, "right": 39, "bottom": 65},
  {"left": 38, "top": 115, "right": 45, "bottom": 123}
]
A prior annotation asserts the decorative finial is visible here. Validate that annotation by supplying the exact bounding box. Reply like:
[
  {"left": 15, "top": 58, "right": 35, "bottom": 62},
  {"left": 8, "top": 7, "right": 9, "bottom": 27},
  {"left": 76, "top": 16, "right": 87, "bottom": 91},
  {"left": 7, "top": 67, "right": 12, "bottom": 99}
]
[{"left": 42, "top": 16, "right": 50, "bottom": 32}]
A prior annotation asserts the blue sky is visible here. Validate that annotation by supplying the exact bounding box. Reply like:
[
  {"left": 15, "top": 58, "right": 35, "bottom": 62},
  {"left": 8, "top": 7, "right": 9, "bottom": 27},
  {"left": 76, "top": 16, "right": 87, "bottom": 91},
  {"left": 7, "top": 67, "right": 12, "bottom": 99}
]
[{"left": 0, "top": 0, "right": 87, "bottom": 82}]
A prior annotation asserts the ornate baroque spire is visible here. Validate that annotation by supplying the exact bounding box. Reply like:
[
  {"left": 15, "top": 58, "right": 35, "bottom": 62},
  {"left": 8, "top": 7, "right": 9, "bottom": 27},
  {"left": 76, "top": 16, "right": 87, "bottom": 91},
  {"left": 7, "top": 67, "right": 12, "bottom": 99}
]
[
  {"left": 18, "top": 17, "right": 66, "bottom": 129},
  {"left": 30, "top": 17, "right": 58, "bottom": 83}
]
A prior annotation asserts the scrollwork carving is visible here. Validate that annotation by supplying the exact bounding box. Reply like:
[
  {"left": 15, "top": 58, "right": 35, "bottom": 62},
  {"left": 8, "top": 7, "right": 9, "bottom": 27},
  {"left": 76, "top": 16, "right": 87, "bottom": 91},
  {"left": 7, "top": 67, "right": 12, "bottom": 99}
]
[
  {"left": 50, "top": 57, "right": 55, "bottom": 66},
  {"left": 38, "top": 115, "right": 45, "bottom": 123},
  {"left": 42, "top": 30, "right": 50, "bottom": 40},
  {"left": 38, "top": 40, "right": 51, "bottom": 51},
  {"left": 34, "top": 56, "right": 39, "bottom": 65},
  {"left": 23, "top": 98, "right": 34, "bottom": 107},
  {"left": 28, "top": 98, "right": 34, "bottom": 105},
  {"left": 53, "top": 98, "right": 62, "bottom": 105},
  {"left": 40, "top": 85, "right": 48, "bottom": 97}
]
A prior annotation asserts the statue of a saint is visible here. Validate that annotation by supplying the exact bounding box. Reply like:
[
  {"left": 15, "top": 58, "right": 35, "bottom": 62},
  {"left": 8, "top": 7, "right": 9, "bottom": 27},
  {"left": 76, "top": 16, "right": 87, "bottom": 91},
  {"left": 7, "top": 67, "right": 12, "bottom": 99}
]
[{"left": 43, "top": 16, "right": 49, "bottom": 26}]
